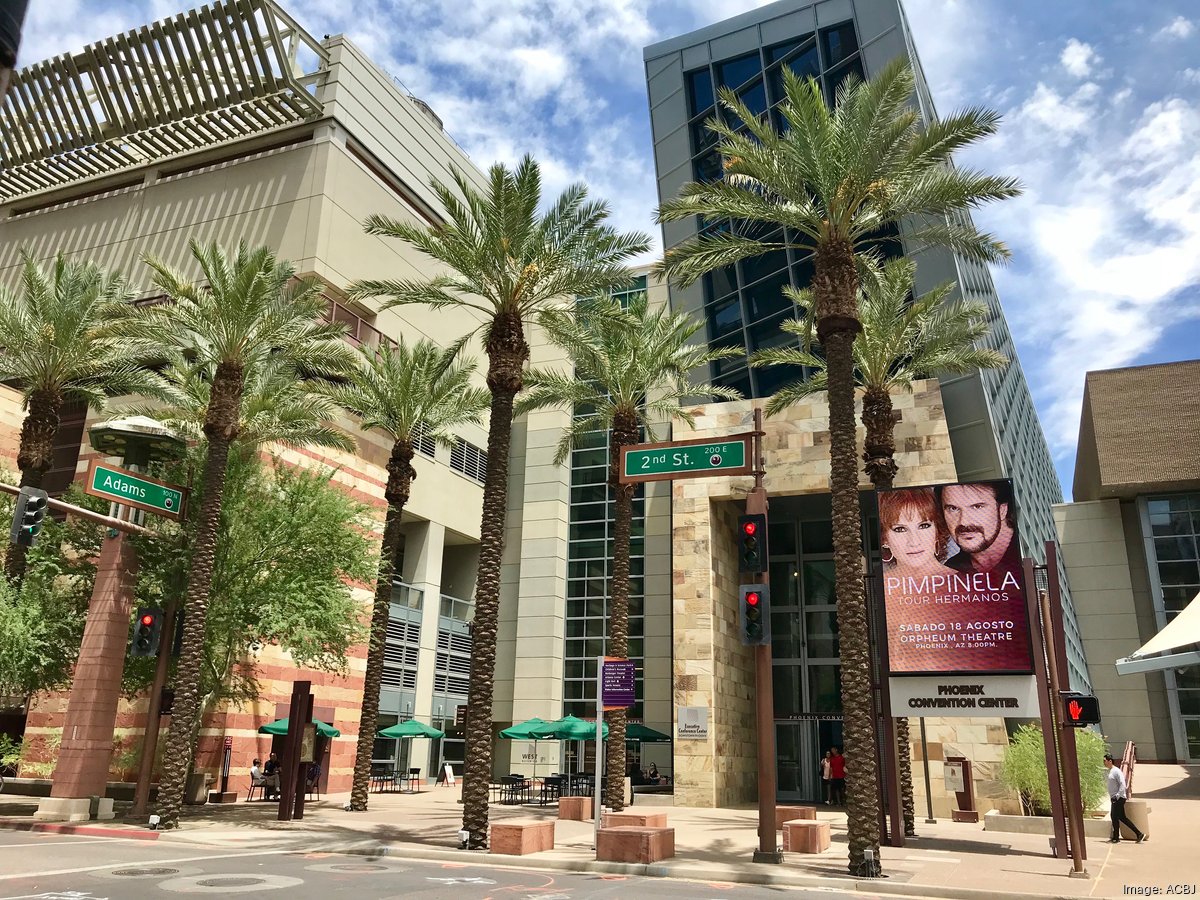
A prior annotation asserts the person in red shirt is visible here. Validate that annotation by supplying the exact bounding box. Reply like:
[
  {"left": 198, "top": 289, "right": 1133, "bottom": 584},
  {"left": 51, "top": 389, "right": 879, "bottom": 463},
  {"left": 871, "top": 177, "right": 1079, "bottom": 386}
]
[{"left": 829, "top": 747, "right": 846, "bottom": 805}]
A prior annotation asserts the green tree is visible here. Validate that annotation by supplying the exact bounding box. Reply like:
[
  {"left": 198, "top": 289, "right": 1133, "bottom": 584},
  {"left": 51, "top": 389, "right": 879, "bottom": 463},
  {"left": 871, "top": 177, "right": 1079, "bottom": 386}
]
[
  {"left": 130, "top": 450, "right": 374, "bottom": 722},
  {"left": 333, "top": 339, "right": 489, "bottom": 812},
  {"left": 350, "top": 156, "right": 650, "bottom": 847},
  {"left": 515, "top": 293, "right": 739, "bottom": 810},
  {"left": 753, "top": 257, "right": 1007, "bottom": 834},
  {"left": 0, "top": 486, "right": 103, "bottom": 699},
  {"left": 132, "top": 241, "right": 357, "bottom": 829},
  {"left": 0, "top": 251, "right": 160, "bottom": 582},
  {"left": 656, "top": 60, "right": 1019, "bottom": 874},
  {"left": 1001, "top": 724, "right": 1107, "bottom": 815}
]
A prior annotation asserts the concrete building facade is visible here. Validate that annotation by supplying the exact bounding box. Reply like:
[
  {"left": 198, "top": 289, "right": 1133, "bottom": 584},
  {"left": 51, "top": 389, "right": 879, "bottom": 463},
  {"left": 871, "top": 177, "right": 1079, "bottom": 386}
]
[
  {"left": 1054, "top": 360, "right": 1200, "bottom": 763},
  {"left": 0, "top": 0, "right": 493, "bottom": 794}
]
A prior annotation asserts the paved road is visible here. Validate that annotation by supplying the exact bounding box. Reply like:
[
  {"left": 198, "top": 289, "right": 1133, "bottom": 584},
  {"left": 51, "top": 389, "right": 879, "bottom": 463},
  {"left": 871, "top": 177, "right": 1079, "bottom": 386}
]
[{"left": 0, "top": 831, "right": 892, "bottom": 899}]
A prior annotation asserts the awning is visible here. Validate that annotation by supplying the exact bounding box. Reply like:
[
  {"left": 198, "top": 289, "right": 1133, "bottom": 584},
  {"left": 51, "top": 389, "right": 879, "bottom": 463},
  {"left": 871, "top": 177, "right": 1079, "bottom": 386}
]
[
  {"left": 258, "top": 718, "right": 341, "bottom": 738},
  {"left": 378, "top": 719, "right": 444, "bottom": 739},
  {"left": 1115, "top": 590, "right": 1200, "bottom": 675}
]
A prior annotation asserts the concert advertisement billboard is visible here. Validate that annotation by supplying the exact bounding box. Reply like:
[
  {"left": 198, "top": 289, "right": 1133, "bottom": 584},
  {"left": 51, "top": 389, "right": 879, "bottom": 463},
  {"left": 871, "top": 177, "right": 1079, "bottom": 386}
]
[{"left": 877, "top": 479, "right": 1034, "bottom": 676}]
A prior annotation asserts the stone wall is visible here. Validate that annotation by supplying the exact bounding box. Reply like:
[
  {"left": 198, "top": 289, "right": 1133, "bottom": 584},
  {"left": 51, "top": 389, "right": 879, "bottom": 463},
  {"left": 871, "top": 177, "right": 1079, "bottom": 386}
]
[{"left": 910, "top": 717, "right": 1020, "bottom": 816}]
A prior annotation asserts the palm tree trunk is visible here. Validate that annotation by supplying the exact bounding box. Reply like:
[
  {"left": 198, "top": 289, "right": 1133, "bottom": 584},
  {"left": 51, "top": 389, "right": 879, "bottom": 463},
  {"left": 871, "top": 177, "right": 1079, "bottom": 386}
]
[
  {"left": 6, "top": 387, "right": 62, "bottom": 583},
  {"left": 155, "top": 364, "right": 243, "bottom": 830},
  {"left": 462, "top": 310, "right": 529, "bottom": 850},
  {"left": 815, "top": 240, "right": 881, "bottom": 876},
  {"left": 603, "top": 411, "right": 639, "bottom": 813},
  {"left": 862, "top": 386, "right": 915, "bottom": 837},
  {"left": 350, "top": 442, "right": 414, "bottom": 811}
]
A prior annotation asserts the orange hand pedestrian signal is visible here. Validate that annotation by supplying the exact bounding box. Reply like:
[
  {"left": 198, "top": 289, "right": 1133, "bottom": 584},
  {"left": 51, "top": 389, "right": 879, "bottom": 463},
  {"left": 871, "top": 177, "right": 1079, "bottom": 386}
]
[{"left": 1060, "top": 693, "right": 1100, "bottom": 727}]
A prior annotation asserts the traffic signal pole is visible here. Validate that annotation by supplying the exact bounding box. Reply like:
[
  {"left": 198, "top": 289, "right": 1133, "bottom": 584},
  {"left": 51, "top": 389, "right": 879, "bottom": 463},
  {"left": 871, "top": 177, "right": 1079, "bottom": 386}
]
[
  {"left": 748, "top": 407, "right": 782, "bottom": 864},
  {"left": 131, "top": 598, "right": 177, "bottom": 817}
]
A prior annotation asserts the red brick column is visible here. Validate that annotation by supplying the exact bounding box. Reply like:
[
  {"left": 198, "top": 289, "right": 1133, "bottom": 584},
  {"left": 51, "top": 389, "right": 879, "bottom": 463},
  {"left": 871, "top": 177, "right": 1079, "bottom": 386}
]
[{"left": 50, "top": 532, "right": 139, "bottom": 799}]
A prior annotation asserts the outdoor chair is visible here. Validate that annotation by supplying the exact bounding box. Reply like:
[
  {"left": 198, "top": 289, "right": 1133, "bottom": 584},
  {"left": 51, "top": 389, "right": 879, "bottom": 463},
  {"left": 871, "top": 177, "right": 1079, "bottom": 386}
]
[
  {"left": 247, "top": 779, "right": 264, "bottom": 802},
  {"left": 306, "top": 780, "right": 321, "bottom": 801},
  {"left": 405, "top": 767, "right": 422, "bottom": 792},
  {"left": 538, "top": 775, "right": 562, "bottom": 805}
]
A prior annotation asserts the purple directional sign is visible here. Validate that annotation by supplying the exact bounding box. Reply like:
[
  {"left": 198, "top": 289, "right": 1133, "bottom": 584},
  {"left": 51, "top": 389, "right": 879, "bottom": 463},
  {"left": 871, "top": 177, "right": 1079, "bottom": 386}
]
[{"left": 601, "top": 658, "right": 636, "bottom": 709}]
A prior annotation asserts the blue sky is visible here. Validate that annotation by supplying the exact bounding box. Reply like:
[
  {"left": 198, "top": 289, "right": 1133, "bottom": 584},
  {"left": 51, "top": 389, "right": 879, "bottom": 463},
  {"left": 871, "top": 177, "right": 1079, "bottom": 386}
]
[{"left": 16, "top": 0, "right": 1200, "bottom": 497}]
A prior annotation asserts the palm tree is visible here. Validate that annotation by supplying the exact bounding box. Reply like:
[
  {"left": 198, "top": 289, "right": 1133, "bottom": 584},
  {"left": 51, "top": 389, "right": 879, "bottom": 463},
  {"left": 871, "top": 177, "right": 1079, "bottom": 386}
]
[
  {"left": 133, "top": 241, "right": 357, "bottom": 829},
  {"left": 515, "top": 293, "right": 740, "bottom": 810},
  {"left": 333, "top": 339, "right": 490, "bottom": 812},
  {"left": 656, "top": 59, "right": 1019, "bottom": 874},
  {"left": 349, "top": 155, "right": 650, "bottom": 848},
  {"left": 0, "top": 251, "right": 161, "bottom": 583},
  {"left": 753, "top": 257, "right": 1007, "bottom": 835}
]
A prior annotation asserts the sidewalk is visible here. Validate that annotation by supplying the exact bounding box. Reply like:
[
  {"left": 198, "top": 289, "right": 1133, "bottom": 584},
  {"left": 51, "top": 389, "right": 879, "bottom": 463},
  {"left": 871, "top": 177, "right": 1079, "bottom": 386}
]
[{"left": 2, "top": 763, "right": 1195, "bottom": 899}]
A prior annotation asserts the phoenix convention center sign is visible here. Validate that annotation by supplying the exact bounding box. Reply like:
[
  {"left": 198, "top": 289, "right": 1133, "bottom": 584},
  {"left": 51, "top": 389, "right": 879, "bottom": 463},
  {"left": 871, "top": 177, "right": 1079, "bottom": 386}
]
[{"left": 877, "top": 479, "right": 1036, "bottom": 716}]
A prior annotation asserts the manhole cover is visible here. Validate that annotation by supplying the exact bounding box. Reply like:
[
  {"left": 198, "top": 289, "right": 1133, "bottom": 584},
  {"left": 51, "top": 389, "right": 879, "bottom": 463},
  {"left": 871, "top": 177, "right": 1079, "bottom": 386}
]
[
  {"left": 329, "top": 864, "right": 389, "bottom": 872},
  {"left": 112, "top": 867, "right": 180, "bottom": 877},
  {"left": 197, "top": 877, "right": 267, "bottom": 887}
]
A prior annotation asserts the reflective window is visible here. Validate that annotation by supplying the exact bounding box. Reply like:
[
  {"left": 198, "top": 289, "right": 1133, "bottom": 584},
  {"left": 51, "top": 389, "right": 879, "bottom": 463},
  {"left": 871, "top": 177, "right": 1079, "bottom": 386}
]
[
  {"left": 691, "top": 118, "right": 719, "bottom": 155},
  {"left": 694, "top": 150, "right": 724, "bottom": 183},
  {"left": 706, "top": 294, "right": 743, "bottom": 342},
  {"left": 715, "top": 368, "right": 752, "bottom": 399},
  {"left": 740, "top": 243, "right": 789, "bottom": 294},
  {"left": 717, "top": 52, "right": 761, "bottom": 89},
  {"left": 737, "top": 78, "right": 768, "bottom": 118},
  {"left": 766, "top": 39, "right": 803, "bottom": 64},
  {"left": 686, "top": 68, "right": 714, "bottom": 116},
  {"left": 820, "top": 22, "right": 858, "bottom": 67},
  {"left": 767, "top": 42, "right": 820, "bottom": 104},
  {"left": 756, "top": 362, "right": 807, "bottom": 399},
  {"left": 748, "top": 311, "right": 795, "bottom": 352},
  {"left": 743, "top": 271, "right": 792, "bottom": 323},
  {"left": 703, "top": 267, "right": 737, "bottom": 302},
  {"left": 825, "top": 56, "right": 865, "bottom": 105}
]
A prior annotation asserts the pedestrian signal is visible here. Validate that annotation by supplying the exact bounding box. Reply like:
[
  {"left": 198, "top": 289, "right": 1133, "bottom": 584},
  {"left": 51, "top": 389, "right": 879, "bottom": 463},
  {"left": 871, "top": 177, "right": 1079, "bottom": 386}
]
[
  {"left": 131, "top": 607, "right": 165, "bottom": 658},
  {"left": 738, "top": 513, "right": 768, "bottom": 573},
  {"left": 10, "top": 486, "right": 48, "bottom": 548},
  {"left": 739, "top": 583, "right": 771, "bottom": 646},
  {"left": 1061, "top": 693, "right": 1100, "bottom": 727}
]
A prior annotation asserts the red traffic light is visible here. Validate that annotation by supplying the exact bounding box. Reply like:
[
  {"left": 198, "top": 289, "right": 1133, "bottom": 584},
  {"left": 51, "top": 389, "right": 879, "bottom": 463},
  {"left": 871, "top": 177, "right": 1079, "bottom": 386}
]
[
  {"left": 745, "top": 591, "right": 760, "bottom": 606},
  {"left": 140, "top": 613, "right": 155, "bottom": 626},
  {"left": 742, "top": 520, "right": 757, "bottom": 536}
]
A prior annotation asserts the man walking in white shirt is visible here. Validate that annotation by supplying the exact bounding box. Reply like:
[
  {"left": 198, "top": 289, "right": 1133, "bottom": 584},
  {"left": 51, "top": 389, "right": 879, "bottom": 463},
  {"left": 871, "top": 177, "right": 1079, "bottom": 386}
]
[{"left": 1104, "top": 753, "right": 1145, "bottom": 844}]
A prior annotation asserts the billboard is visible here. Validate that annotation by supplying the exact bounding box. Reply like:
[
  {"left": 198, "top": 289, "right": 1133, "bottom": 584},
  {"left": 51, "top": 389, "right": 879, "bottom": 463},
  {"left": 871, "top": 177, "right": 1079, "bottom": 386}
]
[{"left": 877, "top": 479, "right": 1034, "bottom": 676}]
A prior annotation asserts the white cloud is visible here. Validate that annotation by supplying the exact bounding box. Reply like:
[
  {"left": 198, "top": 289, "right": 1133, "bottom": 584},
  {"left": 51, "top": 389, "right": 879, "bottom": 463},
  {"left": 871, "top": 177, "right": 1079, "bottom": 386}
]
[
  {"left": 1060, "top": 39, "right": 1097, "bottom": 78},
  {"left": 1183, "top": 68, "right": 1200, "bottom": 85},
  {"left": 1016, "top": 83, "right": 1097, "bottom": 140},
  {"left": 1155, "top": 16, "right": 1194, "bottom": 40}
]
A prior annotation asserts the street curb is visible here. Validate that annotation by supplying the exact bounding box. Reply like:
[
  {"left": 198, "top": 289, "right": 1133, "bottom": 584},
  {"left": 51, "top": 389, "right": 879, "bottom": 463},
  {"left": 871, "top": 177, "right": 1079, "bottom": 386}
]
[
  {"left": 0, "top": 819, "right": 161, "bottom": 840},
  {"left": 322, "top": 840, "right": 1084, "bottom": 900}
]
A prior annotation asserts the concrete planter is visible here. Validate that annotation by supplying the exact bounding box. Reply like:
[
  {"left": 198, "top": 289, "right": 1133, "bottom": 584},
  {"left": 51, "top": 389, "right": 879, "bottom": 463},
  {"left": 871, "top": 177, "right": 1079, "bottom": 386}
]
[{"left": 983, "top": 802, "right": 1150, "bottom": 839}]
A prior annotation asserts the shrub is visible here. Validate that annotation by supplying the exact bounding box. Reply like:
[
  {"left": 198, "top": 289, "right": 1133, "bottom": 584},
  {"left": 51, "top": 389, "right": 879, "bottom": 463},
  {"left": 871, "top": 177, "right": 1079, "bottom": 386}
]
[{"left": 1000, "top": 723, "right": 1107, "bottom": 815}]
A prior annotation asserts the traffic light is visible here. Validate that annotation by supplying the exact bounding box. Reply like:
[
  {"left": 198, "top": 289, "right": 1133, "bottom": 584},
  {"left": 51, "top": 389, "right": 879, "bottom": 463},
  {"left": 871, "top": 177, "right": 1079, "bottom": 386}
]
[
  {"left": 1061, "top": 693, "right": 1101, "bottom": 727},
  {"left": 131, "top": 607, "right": 165, "bottom": 657},
  {"left": 738, "top": 513, "right": 768, "bottom": 573},
  {"left": 739, "top": 583, "right": 771, "bottom": 646},
  {"left": 10, "top": 485, "right": 48, "bottom": 548}
]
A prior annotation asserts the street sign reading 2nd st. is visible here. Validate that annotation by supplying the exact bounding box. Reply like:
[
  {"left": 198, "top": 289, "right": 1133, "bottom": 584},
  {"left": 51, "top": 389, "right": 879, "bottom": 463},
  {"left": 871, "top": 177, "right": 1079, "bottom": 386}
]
[
  {"left": 84, "top": 461, "right": 188, "bottom": 521},
  {"left": 620, "top": 432, "right": 754, "bottom": 483}
]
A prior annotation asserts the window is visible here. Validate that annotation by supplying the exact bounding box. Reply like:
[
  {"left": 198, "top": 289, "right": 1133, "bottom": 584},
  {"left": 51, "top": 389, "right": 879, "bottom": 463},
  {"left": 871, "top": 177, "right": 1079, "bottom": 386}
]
[
  {"left": 820, "top": 22, "right": 858, "bottom": 67},
  {"left": 706, "top": 294, "right": 743, "bottom": 342},
  {"left": 411, "top": 423, "right": 436, "bottom": 459},
  {"left": 686, "top": 68, "right": 715, "bottom": 116},
  {"left": 381, "top": 609, "right": 420, "bottom": 691},
  {"left": 450, "top": 437, "right": 487, "bottom": 483},
  {"left": 717, "top": 52, "right": 761, "bottom": 89}
]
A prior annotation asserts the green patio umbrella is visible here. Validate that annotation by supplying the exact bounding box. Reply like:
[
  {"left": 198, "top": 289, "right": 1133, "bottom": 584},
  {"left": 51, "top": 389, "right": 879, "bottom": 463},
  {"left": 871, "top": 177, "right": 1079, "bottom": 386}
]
[
  {"left": 499, "top": 717, "right": 548, "bottom": 739},
  {"left": 626, "top": 723, "right": 671, "bottom": 742},
  {"left": 258, "top": 718, "right": 340, "bottom": 738},
  {"left": 531, "top": 714, "right": 609, "bottom": 741},
  {"left": 377, "top": 719, "right": 444, "bottom": 739}
]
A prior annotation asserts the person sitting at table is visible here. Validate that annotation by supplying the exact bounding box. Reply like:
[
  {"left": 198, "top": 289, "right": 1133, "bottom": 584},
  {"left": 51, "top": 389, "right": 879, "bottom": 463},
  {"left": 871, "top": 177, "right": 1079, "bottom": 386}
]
[
  {"left": 647, "top": 762, "right": 662, "bottom": 785},
  {"left": 263, "top": 752, "right": 282, "bottom": 800},
  {"left": 629, "top": 763, "right": 648, "bottom": 786},
  {"left": 250, "top": 758, "right": 267, "bottom": 798},
  {"left": 305, "top": 761, "right": 321, "bottom": 793}
]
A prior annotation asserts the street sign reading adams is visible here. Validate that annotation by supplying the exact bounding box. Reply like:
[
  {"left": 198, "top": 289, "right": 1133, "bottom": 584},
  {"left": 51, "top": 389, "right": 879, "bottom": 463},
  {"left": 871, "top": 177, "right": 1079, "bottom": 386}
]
[
  {"left": 85, "top": 461, "right": 187, "bottom": 521},
  {"left": 619, "top": 433, "right": 754, "bottom": 484}
]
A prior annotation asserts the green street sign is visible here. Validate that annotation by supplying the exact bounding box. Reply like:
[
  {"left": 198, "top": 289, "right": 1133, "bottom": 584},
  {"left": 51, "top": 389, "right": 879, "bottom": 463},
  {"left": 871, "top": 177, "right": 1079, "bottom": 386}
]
[
  {"left": 85, "top": 461, "right": 187, "bottom": 521},
  {"left": 620, "top": 432, "right": 755, "bottom": 483}
]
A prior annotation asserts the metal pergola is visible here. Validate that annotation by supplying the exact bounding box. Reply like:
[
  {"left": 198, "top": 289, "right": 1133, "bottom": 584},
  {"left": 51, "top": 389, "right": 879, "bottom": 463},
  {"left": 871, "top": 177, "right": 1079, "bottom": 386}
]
[{"left": 0, "top": 0, "right": 328, "bottom": 203}]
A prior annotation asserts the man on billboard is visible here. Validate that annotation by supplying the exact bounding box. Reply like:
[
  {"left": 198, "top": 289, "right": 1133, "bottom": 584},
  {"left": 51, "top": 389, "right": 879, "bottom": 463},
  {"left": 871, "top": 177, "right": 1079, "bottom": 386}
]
[
  {"left": 936, "top": 481, "right": 1021, "bottom": 579},
  {"left": 878, "top": 480, "right": 1032, "bottom": 675}
]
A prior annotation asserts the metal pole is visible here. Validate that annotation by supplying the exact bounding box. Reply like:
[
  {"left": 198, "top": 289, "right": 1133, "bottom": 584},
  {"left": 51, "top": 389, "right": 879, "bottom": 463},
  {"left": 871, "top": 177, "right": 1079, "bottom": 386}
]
[
  {"left": 0, "top": 482, "right": 152, "bottom": 535},
  {"left": 594, "top": 655, "right": 604, "bottom": 849},
  {"left": 919, "top": 717, "right": 935, "bottom": 823},
  {"left": 1023, "top": 558, "right": 1069, "bottom": 859},
  {"left": 131, "top": 597, "right": 178, "bottom": 816},
  {"left": 748, "top": 407, "right": 781, "bottom": 863},
  {"left": 1039, "top": 584, "right": 1086, "bottom": 878}
]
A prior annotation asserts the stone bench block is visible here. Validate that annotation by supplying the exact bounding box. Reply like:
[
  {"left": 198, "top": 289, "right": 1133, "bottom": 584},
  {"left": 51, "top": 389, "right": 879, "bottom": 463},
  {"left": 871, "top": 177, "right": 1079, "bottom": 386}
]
[
  {"left": 602, "top": 811, "right": 667, "bottom": 828},
  {"left": 596, "top": 826, "right": 675, "bottom": 863},
  {"left": 775, "top": 805, "right": 816, "bottom": 830},
  {"left": 782, "top": 819, "right": 830, "bottom": 854},
  {"left": 558, "top": 796, "right": 592, "bottom": 821},
  {"left": 490, "top": 820, "right": 555, "bottom": 855}
]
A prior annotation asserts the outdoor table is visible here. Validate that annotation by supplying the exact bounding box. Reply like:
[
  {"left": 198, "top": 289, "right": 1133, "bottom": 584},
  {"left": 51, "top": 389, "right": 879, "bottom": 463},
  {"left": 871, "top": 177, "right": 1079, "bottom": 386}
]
[
  {"left": 499, "top": 775, "right": 531, "bottom": 804},
  {"left": 369, "top": 768, "right": 396, "bottom": 792}
]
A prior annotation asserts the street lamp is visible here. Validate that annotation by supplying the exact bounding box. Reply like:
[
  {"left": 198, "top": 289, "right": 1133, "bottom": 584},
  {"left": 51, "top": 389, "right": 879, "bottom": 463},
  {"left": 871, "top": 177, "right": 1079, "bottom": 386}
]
[{"left": 35, "top": 416, "right": 185, "bottom": 824}]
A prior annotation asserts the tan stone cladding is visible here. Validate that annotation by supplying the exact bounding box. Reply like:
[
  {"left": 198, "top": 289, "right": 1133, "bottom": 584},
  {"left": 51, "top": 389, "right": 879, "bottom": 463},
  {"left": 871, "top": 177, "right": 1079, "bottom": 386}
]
[{"left": 669, "top": 383, "right": 959, "bottom": 807}]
